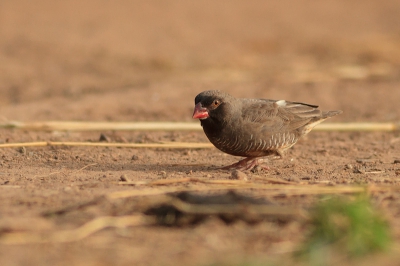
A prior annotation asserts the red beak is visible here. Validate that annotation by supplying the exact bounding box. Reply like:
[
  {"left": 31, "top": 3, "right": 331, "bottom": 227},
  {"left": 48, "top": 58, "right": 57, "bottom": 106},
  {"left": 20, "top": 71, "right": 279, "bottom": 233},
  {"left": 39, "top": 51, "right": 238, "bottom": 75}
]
[{"left": 192, "top": 103, "right": 209, "bottom": 119}]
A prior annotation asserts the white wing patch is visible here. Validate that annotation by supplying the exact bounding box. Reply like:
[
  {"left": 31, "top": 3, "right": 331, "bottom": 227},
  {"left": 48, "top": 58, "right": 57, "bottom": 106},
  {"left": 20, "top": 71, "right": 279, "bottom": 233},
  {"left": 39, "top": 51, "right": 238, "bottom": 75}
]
[{"left": 275, "top": 100, "right": 286, "bottom": 107}]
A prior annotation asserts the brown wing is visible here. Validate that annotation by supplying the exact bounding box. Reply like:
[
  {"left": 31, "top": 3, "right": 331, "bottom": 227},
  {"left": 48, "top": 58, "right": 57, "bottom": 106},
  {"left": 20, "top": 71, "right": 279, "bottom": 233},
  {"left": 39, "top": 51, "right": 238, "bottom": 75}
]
[{"left": 240, "top": 99, "right": 322, "bottom": 133}]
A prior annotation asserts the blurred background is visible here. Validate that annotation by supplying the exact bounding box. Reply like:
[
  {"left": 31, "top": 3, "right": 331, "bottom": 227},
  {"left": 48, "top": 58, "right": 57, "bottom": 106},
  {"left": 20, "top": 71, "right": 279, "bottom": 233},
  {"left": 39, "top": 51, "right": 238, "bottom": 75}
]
[
  {"left": 0, "top": 2, "right": 400, "bottom": 266},
  {"left": 0, "top": 0, "right": 399, "bottom": 122}
]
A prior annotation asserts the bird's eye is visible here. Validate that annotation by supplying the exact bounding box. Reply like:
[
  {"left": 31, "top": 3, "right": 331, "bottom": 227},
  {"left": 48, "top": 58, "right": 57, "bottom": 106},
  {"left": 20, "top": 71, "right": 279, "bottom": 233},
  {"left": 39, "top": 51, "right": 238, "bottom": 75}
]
[{"left": 213, "top": 100, "right": 221, "bottom": 106}]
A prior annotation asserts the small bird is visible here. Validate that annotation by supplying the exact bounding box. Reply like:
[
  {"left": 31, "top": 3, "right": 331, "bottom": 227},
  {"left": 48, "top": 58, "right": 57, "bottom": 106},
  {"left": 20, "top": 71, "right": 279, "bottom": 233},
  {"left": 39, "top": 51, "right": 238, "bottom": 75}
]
[{"left": 192, "top": 90, "right": 342, "bottom": 170}]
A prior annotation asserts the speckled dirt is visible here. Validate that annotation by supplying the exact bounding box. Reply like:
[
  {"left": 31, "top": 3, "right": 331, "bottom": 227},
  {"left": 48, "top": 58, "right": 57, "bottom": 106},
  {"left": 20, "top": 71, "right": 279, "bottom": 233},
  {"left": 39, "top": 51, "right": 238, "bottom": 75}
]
[{"left": 0, "top": 1, "right": 400, "bottom": 265}]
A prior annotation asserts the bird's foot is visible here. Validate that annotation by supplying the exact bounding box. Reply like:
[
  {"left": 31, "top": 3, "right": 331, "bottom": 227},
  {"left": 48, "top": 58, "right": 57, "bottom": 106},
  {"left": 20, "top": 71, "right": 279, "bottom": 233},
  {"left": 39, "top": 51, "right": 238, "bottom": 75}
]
[{"left": 220, "top": 157, "right": 269, "bottom": 171}]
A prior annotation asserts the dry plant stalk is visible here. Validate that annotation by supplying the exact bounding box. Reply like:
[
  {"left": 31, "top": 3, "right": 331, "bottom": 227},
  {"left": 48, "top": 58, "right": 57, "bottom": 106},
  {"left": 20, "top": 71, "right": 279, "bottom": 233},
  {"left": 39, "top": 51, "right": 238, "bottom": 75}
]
[
  {"left": 108, "top": 183, "right": 382, "bottom": 200},
  {"left": 159, "top": 195, "right": 308, "bottom": 219},
  {"left": 0, "top": 215, "right": 148, "bottom": 245},
  {"left": 0, "top": 121, "right": 201, "bottom": 131},
  {"left": 0, "top": 121, "right": 397, "bottom": 149},
  {"left": 0, "top": 141, "right": 213, "bottom": 149},
  {"left": 0, "top": 121, "right": 398, "bottom": 132},
  {"left": 118, "top": 176, "right": 300, "bottom": 187},
  {"left": 112, "top": 180, "right": 400, "bottom": 199},
  {"left": 315, "top": 122, "right": 399, "bottom": 131},
  {"left": 117, "top": 178, "right": 247, "bottom": 187}
]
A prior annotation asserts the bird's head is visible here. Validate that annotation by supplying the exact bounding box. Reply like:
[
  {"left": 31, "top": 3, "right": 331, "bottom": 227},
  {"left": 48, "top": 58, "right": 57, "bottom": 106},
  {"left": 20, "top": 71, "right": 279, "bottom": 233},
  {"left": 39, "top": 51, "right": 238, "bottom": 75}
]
[{"left": 192, "top": 90, "right": 234, "bottom": 121}]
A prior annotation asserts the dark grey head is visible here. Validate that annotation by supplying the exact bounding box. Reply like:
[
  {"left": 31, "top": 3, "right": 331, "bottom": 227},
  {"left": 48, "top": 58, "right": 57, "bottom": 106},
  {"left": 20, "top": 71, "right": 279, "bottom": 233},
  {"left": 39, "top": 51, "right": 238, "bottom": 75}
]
[{"left": 192, "top": 90, "right": 235, "bottom": 122}]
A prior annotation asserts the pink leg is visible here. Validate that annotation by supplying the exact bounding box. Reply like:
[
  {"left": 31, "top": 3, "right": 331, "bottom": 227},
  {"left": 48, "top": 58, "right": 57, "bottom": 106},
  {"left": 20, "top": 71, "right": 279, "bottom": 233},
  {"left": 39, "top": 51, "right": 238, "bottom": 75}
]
[{"left": 220, "top": 157, "right": 270, "bottom": 171}]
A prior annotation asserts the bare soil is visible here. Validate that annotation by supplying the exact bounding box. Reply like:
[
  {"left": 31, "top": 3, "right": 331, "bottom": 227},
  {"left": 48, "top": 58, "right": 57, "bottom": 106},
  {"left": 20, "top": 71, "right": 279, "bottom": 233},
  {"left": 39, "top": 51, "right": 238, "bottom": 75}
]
[{"left": 0, "top": 1, "right": 400, "bottom": 265}]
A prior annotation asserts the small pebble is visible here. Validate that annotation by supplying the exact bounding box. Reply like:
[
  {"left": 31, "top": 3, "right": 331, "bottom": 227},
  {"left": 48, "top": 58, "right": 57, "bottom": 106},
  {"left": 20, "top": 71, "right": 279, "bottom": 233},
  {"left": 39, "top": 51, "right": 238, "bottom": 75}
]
[
  {"left": 345, "top": 164, "right": 353, "bottom": 170},
  {"left": 160, "top": 171, "right": 167, "bottom": 178},
  {"left": 131, "top": 155, "right": 139, "bottom": 160},
  {"left": 394, "top": 159, "right": 400, "bottom": 164},
  {"left": 19, "top": 146, "right": 26, "bottom": 155},
  {"left": 120, "top": 174, "right": 129, "bottom": 182},
  {"left": 99, "top": 133, "right": 111, "bottom": 142},
  {"left": 230, "top": 170, "right": 248, "bottom": 181}
]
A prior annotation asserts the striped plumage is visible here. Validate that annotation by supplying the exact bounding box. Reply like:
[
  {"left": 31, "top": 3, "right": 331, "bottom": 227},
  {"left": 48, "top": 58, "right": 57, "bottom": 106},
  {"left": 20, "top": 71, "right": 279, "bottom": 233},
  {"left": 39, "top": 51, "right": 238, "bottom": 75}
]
[{"left": 192, "top": 90, "right": 342, "bottom": 170}]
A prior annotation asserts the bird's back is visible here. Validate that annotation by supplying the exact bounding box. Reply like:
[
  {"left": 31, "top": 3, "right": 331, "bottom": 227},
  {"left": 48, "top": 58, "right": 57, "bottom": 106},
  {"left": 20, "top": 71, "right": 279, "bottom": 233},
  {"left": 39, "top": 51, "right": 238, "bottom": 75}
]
[{"left": 207, "top": 97, "right": 342, "bottom": 157}]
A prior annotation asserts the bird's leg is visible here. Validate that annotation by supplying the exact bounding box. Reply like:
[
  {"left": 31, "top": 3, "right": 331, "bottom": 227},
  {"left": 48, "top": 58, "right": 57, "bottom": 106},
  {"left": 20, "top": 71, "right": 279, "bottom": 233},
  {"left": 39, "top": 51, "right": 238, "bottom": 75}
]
[
  {"left": 220, "top": 157, "right": 270, "bottom": 171},
  {"left": 220, "top": 151, "right": 285, "bottom": 171}
]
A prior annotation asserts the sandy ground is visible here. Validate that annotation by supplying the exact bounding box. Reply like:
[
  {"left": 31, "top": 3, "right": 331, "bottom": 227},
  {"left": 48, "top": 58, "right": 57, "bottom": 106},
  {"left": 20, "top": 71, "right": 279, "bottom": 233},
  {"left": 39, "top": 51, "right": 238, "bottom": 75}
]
[{"left": 0, "top": 1, "right": 400, "bottom": 265}]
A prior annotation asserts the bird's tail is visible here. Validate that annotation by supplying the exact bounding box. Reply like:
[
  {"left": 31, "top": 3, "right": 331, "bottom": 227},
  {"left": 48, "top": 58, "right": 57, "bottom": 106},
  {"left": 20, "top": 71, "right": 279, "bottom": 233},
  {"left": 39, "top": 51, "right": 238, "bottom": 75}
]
[
  {"left": 321, "top": 110, "right": 343, "bottom": 119},
  {"left": 301, "top": 110, "right": 342, "bottom": 135}
]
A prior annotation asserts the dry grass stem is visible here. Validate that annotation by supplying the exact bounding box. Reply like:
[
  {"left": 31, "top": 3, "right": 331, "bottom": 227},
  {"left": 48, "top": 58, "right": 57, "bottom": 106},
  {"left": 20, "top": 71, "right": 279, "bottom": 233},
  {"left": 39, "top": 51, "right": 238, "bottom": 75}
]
[
  {"left": 0, "top": 121, "right": 398, "bottom": 132},
  {"left": 32, "top": 171, "right": 66, "bottom": 179},
  {"left": 74, "top": 163, "right": 98, "bottom": 173},
  {"left": 165, "top": 196, "right": 307, "bottom": 219},
  {"left": 0, "top": 121, "right": 201, "bottom": 131},
  {"left": 314, "top": 122, "right": 399, "bottom": 131},
  {"left": 108, "top": 183, "right": 392, "bottom": 200},
  {"left": 252, "top": 176, "right": 300, "bottom": 184},
  {"left": 0, "top": 215, "right": 148, "bottom": 245},
  {"left": 0, "top": 141, "right": 214, "bottom": 149},
  {"left": 118, "top": 177, "right": 250, "bottom": 187}
]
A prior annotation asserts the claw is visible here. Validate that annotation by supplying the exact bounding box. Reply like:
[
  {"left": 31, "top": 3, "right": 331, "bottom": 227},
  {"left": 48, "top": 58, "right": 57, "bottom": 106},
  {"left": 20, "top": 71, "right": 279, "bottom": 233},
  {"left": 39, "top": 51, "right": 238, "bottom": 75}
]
[{"left": 220, "top": 157, "right": 270, "bottom": 171}]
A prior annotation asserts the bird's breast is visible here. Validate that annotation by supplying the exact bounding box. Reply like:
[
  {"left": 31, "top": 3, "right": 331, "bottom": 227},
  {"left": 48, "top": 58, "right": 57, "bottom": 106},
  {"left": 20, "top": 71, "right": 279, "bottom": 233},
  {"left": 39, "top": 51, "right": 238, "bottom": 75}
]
[{"left": 207, "top": 129, "right": 298, "bottom": 157}]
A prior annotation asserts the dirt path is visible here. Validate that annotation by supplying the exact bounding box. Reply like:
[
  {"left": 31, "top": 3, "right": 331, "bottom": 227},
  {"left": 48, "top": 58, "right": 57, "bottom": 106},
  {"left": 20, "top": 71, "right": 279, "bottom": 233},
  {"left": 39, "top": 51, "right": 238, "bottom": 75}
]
[{"left": 0, "top": 1, "right": 400, "bottom": 265}]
